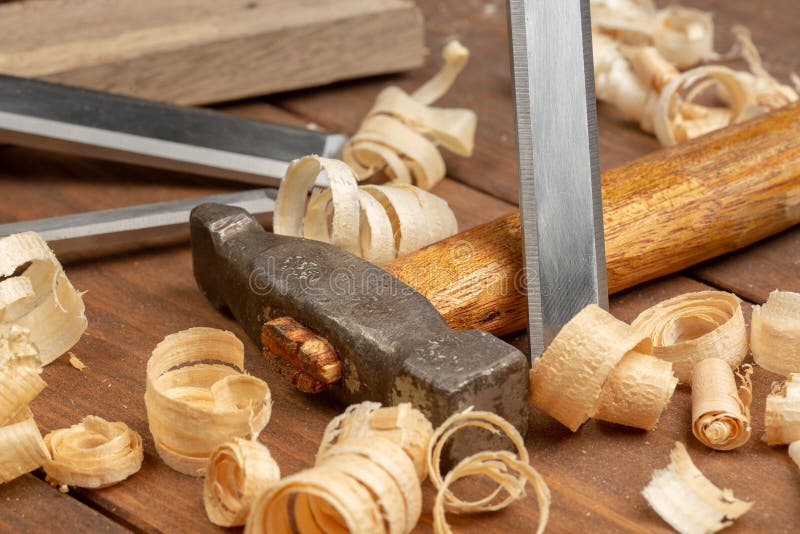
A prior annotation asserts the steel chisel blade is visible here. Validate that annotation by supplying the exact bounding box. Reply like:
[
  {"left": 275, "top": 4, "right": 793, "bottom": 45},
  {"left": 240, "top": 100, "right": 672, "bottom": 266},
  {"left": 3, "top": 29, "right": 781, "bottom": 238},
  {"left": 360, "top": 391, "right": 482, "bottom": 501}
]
[
  {"left": 0, "top": 74, "right": 347, "bottom": 186},
  {"left": 507, "top": 0, "right": 609, "bottom": 359}
]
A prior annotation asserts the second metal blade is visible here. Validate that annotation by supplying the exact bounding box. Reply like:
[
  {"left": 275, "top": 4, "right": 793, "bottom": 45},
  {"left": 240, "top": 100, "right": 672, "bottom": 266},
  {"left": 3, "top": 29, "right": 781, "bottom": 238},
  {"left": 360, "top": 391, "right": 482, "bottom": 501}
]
[
  {"left": 0, "top": 189, "right": 277, "bottom": 261},
  {"left": 508, "top": 0, "right": 608, "bottom": 360},
  {"left": 0, "top": 74, "right": 347, "bottom": 187}
]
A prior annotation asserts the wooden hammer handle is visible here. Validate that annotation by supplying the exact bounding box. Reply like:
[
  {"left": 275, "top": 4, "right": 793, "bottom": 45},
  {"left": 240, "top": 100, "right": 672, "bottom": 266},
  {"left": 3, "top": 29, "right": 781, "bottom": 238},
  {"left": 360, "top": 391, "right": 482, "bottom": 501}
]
[{"left": 384, "top": 103, "right": 800, "bottom": 336}]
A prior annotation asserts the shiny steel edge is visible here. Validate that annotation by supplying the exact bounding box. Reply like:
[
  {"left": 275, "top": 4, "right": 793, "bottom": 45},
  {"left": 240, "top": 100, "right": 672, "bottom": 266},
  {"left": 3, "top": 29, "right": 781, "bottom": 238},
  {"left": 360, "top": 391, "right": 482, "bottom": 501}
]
[
  {"left": 507, "top": 0, "right": 608, "bottom": 360},
  {"left": 0, "top": 188, "right": 277, "bottom": 259}
]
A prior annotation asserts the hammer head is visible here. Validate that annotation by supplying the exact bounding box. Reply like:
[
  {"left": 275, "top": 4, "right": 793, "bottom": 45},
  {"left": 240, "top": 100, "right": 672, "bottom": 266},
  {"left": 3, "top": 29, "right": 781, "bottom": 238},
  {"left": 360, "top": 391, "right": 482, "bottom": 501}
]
[{"left": 190, "top": 204, "right": 529, "bottom": 457}]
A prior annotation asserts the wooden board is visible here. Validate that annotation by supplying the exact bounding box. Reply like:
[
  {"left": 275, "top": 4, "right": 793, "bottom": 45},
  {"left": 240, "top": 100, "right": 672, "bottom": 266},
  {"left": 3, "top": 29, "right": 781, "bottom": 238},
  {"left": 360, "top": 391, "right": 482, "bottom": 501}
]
[
  {"left": 0, "top": 0, "right": 425, "bottom": 105},
  {"left": 0, "top": 475, "right": 128, "bottom": 532},
  {"left": 1, "top": 0, "right": 799, "bottom": 532},
  {"left": 272, "top": 0, "right": 800, "bottom": 205}
]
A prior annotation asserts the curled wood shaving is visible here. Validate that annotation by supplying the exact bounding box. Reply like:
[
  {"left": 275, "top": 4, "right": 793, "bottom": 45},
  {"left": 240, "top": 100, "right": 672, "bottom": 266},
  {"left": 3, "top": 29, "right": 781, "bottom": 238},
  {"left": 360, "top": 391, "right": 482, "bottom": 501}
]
[
  {"left": 592, "top": 1, "right": 716, "bottom": 68},
  {"left": 763, "top": 373, "right": 800, "bottom": 445},
  {"left": 594, "top": 34, "right": 659, "bottom": 132},
  {"left": 591, "top": 2, "right": 796, "bottom": 146},
  {"left": 750, "top": 290, "right": 800, "bottom": 377},
  {"left": 631, "top": 291, "right": 748, "bottom": 384},
  {"left": 1, "top": 325, "right": 43, "bottom": 426},
  {"left": 652, "top": 6, "right": 717, "bottom": 69},
  {"left": 425, "top": 409, "right": 550, "bottom": 534},
  {"left": 0, "top": 232, "right": 87, "bottom": 365},
  {"left": 0, "top": 409, "right": 50, "bottom": 484},
  {"left": 204, "top": 438, "right": 280, "bottom": 527},
  {"left": 432, "top": 451, "right": 550, "bottom": 534},
  {"left": 0, "top": 354, "right": 45, "bottom": 426},
  {"left": 591, "top": 0, "right": 657, "bottom": 46},
  {"left": 652, "top": 65, "right": 758, "bottom": 146},
  {"left": 0, "top": 327, "right": 49, "bottom": 485},
  {"left": 247, "top": 436, "right": 421, "bottom": 534},
  {"left": 594, "top": 350, "right": 678, "bottom": 430},
  {"left": 68, "top": 352, "right": 86, "bottom": 371},
  {"left": 274, "top": 155, "right": 457, "bottom": 262},
  {"left": 342, "top": 40, "right": 476, "bottom": 190},
  {"left": 530, "top": 304, "right": 676, "bottom": 431},
  {"left": 691, "top": 359, "right": 753, "bottom": 450},
  {"left": 789, "top": 441, "right": 800, "bottom": 470},
  {"left": 144, "top": 327, "right": 272, "bottom": 476},
  {"left": 729, "top": 26, "right": 799, "bottom": 111},
  {"left": 43, "top": 416, "right": 143, "bottom": 489},
  {"left": 316, "top": 401, "right": 433, "bottom": 481},
  {"left": 642, "top": 442, "right": 752, "bottom": 534}
]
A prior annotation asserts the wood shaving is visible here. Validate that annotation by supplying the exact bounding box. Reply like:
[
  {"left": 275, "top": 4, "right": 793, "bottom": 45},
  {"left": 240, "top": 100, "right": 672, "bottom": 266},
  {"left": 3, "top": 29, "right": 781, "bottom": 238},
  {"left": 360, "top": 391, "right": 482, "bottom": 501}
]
[
  {"left": 0, "top": 232, "right": 87, "bottom": 365},
  {"left": 247, "top": 436, "right": 420, "bottom": 534},
  {"left": 42, "top": 415, "right": 143, "bottom": 489},
  {"left": 591, "top": 1, "right": 797, "bottom": 146},
  {"left": 274, "top": 155, "right": 457, "bottom": 262},
  {"left": 652, "top": 6, "right": 716, "bottom": 69},
  {"left": 729, "top": 26, "right": 799, "bottom": 111},
  {"left": 0, "top": 347, "right": 45, "bottom": 426},
  {"left": 425, "top": 409, "right": 550, "bottom": 534},
  {"left": 789, "top": 441, "right": 800, "bottom": 470},
  {"left": 691, "top": 359, "right": 753, "bottom": 450},
  {"left": 144, "top": 327, "right": 272, "bottom": 476},
  {"left": 750, "top": 290, "right": 800, "bottom": 376},
  {"left": 0, "top": 328, "right": 49, "bottom": 485},
  {"left": 652, "top": 64, "right": 759, "bottom": 146},
  {"left": 631, "top": 291, "right": 748, "bottom": 384},
  {"left": 0, "top": 408, "right": 50, "bottom": 484},
  {"left": 432, "top": 451, "right": 550, "bottom": 534},
  {"left": 204, "top": 438, "right": 280, "bottom": 527},
  {"left": 594, "top": 349, "right": 678, "bottom": 430},
  {"left": 592, "top": 1, "right": 716, "bottom": 68},
  {"left": 342, "top": 40, "right": 476, "bottom": 190},
  {"left": 763, "top": 373, "right": 800, "bottom": 445},
  {"left": 68, "top": 352, "right": 86, "bottom": 371},
  {"left": 316, "top": 401, "right": 433, "bottom": 481},
  {"left": 530, "top": 304, "right": 675, "bottom": 431},
  {"left": 642, "top": 442, "right": 752, "bottom": 534}
]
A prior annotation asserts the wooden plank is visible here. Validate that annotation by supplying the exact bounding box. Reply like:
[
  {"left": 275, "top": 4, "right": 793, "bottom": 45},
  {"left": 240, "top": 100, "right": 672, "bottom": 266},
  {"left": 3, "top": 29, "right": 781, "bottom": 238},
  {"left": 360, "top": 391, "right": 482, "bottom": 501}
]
[
  {"left": 0, "top": 0, "right": 797, "bottom": 529},
  {"left": 20, "top": 250, "right": 800, "bottom": 532},
  {"left": 2, "top": 140, "right": 796, "bottom": 532},
  {"left": 691, "top": 226, "right": 800, "bottom": 303},
  {"left": 0, "top": 475, "right": 129, "bottom": 532},
  {"left": 272, "top": 0, "right": 799, "bottom": 205},
  {"left": 0, "top": 0, "right": 425, "bottom": 105}
]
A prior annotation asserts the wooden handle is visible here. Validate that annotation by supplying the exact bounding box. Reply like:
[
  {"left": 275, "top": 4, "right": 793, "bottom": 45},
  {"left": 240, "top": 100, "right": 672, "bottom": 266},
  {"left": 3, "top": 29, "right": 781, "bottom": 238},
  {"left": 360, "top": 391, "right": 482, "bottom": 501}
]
[{"left": 383, "top": 103, "right": 800, "bottom": 336}]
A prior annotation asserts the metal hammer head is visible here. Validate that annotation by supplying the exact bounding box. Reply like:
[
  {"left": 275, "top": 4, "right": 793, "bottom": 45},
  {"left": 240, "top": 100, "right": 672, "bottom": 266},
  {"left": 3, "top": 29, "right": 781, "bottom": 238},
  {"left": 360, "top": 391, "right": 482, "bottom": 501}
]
[{"left": 190, "top": 203, "right": 529, "bottom": 455}]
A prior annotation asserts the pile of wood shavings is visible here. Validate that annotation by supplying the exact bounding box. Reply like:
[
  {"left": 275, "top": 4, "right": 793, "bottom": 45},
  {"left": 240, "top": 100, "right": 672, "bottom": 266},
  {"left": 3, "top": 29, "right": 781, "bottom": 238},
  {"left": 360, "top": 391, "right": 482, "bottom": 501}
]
[
  {"left": 217, "top": 402, "right": 550, "bottom": 533},
  {"left": 592, "top": 0, "right": 799, "bottom": 145},
  {"left": 273, "top": 40, "right": 478, "bottom": 262},
  {"left": 342, "top": 40, "right": 476, "bottom": 190},
  {"left": 274, "top": 155, "right": 457, "bottom": 262}
]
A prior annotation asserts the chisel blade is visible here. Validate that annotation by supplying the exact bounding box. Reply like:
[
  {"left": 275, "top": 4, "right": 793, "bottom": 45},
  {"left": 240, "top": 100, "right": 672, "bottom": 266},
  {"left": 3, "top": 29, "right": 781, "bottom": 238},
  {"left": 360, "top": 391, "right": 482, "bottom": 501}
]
[
  {"left": 507, "top": 0, "right": 608, "bottom": 360},
  {"left": 0, "top": 189, "right": 277, "bottom": 261},
  {"left": 0, "top": 74, "right": 346, "bottom": 187}
]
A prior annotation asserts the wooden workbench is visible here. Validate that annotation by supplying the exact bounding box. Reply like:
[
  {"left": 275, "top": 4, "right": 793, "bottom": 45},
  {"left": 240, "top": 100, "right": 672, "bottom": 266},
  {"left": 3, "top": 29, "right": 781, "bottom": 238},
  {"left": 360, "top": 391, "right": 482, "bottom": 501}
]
[{"left": 1, "top": 1, "right": 798, "bottom": 532}]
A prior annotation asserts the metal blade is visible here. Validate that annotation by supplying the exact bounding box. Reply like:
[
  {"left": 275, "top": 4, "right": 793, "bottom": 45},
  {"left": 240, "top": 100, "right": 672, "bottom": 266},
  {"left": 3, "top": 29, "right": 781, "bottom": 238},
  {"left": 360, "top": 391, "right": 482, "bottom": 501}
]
[
  {"left": 0, "top": 189, "right": 276, "bottom": 261},
  {"left": 0, "top": 74, "right": 346, "bottom": 187},
  {"left": 507, "top": 0, "right": 608, "bottom": 360}
]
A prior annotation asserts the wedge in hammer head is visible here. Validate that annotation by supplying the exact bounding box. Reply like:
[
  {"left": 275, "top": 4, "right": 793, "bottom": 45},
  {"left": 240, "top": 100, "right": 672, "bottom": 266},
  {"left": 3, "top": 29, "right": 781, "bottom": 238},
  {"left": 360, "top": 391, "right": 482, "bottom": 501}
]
[{"left": 190, "top": 203, "right": 529, "bottom": 457}]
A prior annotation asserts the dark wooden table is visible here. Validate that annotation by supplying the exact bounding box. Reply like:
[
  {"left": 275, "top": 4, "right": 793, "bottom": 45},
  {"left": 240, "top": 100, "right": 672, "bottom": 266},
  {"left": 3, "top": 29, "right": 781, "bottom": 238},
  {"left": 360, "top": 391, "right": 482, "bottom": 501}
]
[{"left": 1, "top": 1, "right": 798, "bottom": 532}]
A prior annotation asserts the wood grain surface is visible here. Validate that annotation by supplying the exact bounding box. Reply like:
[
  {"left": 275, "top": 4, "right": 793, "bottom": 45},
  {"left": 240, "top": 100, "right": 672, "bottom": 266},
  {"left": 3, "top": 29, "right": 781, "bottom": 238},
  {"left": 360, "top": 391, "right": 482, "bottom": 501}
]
[
  {"left": 0, "top": 0, "right": 425, "bottom": 105},
  {"left": 1, "top": 0, "right": 799, "bottom": 532}
]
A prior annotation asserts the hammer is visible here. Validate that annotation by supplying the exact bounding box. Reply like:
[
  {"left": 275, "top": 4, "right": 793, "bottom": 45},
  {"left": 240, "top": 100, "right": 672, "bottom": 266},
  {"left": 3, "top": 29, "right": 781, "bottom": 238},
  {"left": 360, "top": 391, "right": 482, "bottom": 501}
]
[
  {"left": 190, "top": 203, "right": 530, "bottom": 461},
  {"left": 190, "top": 103, "right": 800, "bottom": 444}
]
